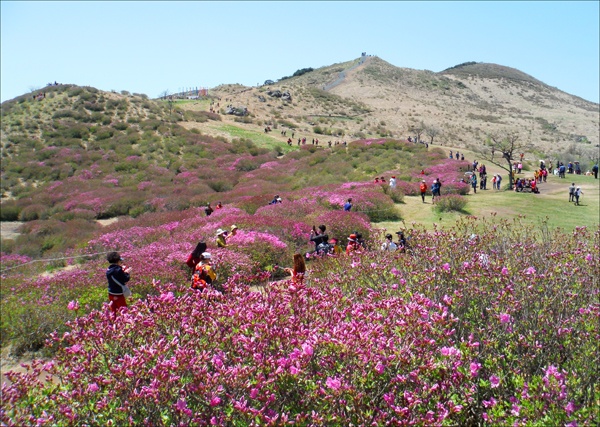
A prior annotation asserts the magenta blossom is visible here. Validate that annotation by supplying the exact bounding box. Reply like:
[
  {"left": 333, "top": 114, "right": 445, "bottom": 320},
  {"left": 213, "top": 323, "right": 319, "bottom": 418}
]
[
  {"left": 489, "top": 375, "right": 500, "bottom": 388},
  {"left": 326, "top": 377, "right": 341, "bottom": 391},
  {"left": 67, "top": 300, "right": 79, "bottom": 311}
]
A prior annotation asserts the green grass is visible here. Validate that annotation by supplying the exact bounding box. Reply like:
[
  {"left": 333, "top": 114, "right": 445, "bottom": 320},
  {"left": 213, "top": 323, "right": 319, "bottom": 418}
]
[
  {"left": 376, "top": 173, "right": 599, "bottom": 233},
  {"left": 207, "top": 123, "right": 299, "bottom": 153}
]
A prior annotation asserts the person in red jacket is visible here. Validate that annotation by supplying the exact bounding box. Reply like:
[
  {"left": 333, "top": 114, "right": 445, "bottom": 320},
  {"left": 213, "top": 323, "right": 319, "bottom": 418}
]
[
  {"left": 346, "top": 234, "right": 359, "bottom": 255},
  {"left": 419, "top": 180, "right": 428, "bottom": 203}
]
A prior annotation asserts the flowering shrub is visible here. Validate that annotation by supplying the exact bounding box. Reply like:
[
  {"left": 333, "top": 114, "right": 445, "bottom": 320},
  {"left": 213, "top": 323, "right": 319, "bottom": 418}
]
[{"left": 1, "top": 218, "right": 597, "bottom": 425}]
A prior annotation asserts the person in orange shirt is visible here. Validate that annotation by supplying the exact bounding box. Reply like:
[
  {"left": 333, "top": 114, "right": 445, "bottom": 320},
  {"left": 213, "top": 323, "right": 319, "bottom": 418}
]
[{"left": 419, "top": 180, "right": 428, "bottom": 203}]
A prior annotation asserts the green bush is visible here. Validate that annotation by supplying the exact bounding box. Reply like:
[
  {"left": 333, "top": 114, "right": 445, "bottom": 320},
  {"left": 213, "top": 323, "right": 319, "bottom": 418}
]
[
  {"left": 0, "top": 203, "right": 21, "bottom": 221},
  {"left": 434, "top": 194, "right": 467, "bottom": 212}
]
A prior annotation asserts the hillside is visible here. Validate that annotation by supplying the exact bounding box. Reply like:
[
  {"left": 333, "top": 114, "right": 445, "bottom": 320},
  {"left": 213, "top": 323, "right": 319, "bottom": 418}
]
[
  {"left": 1, "top": 55, "right": 599, "bottom": 258},
  {"left": 193, "top": 56, "right": 598, "bottom": 164}
]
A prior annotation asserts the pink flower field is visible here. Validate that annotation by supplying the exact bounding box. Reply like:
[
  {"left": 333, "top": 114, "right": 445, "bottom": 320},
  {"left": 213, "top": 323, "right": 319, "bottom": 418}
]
[{"left": 1, "top": 211, "right": 598, "bottom": 425}]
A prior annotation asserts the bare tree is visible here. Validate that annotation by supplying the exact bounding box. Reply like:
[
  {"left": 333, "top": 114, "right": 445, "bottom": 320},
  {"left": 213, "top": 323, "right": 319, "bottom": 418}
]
[
  {"left": 409, "top": 121, "right": 426, "bottom": 143},
  {"left": 159, "top": 90, "right": 170, "bottom": 100},
  {"left": 425, "top": 124, "right": 441, "bottom": 145},
  {"left": 477, "top": 131, "right": 531, "bottom": 188}
]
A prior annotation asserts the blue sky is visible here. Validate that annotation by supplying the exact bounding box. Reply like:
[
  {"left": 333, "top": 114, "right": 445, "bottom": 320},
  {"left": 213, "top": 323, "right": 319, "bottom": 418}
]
[{"left": 2, "top": 1, "right": 599, "bottom": 103}]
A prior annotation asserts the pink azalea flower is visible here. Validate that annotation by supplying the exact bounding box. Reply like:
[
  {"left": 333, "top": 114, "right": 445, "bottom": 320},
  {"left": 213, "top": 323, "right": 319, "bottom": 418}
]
[
  {"left": 565, "top": 401, "right": 575, "bottom": 415},
  {"left": 375, "top": 362, "right": 385, "bottom": 374},
  {"left": 250, "top": 388, "right": 258, "bottom": 399},
  {"left": 326, "top": 377, "right": 341, "bottom": 390},
  {"left": 442, "top": 263, "right": 451, "bottom": 272},
  {"left": 525, "top": 266, "right": 536, "bottom": 275},
  {"left": 489, "top": 375, "right": 500, "bottom": 388},
  {"left": 501, "top": 266, "right": 509, "bottom": 275},
  {"left": 499, "top": 313, "right": 512, "bottom": 324},
  {"left": 302, "top": 342, "right": 314, "bottom": 357},
  {"left": 470, "top": 362, "right": 481, "bottom": 376},
  {"left": 290, "top": 365, "right": 300, "bottom": 375},
  {"left": 87, "top": 383, "right": 99, "bottom": 393},
  {"left": 67, "top": 300, "right": 79, "bottom": 311},
  {"left": 210, "top": 396, "right": 221, "bottom": 406}
]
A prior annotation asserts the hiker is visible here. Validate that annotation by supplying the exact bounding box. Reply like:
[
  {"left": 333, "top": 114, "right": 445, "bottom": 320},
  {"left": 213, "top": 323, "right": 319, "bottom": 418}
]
[
  {"left": 227, "top": 225, "right": 238, "bottom": 241},
  {"left": 106, "top": 251, "right": 131, "bottom": 316},
  {"left": 186, "top": 241, "right": 207, "bottom": 273},
  {"left": 343, "top": 198, "right": 353, "bottom": 211},
  {"left": 346, "top": 234, "right": 359, "bottom": 255},
  {"left": 420, "top": 180, "right": 428, "bottom": 203},
  {"left": 431, "top": 179, "right": 441, "bottom": 203},
  {"left": 470, "top": 174, "right": 478, "bottom": 193},
  {"left": 329, "top": 238, "right": 344, "bottom": 255},
  {"left": 381, "top": 234, "right": 398, "bottom": 251},
  {"left": 568, "top": 183, "right": 576, "bottom": 202},
  {"left": 269, "top": 195, "right": 282, "bottom": 205},
  {"left": 191, "top": 252, "right": 217, "bottom": 292},
  {"left": 574, "top": 187, "right": 583, "bottom": 205},
  {"left": 216, "top": 228, "right": 228, "bottom": 248},
  {"left": 284, "top": 253, "right": 306, "bottom": 285},
  {"left": 592, "top": 163, "right": 599, "bottom": 179},
  {"left": 389, "top": 176, "right": 397, "bottom": 189},
  {"left": 355, "top": 232, "right": 367, "bottom": 250},
  {"left": 496, "top": 174, "right": 502, "bottom": 190},
  {"left": 215, "top": 202, "right": 223, "bottom": 210},
  {"left": 310, "top": 225, "right": 329, "bottom": 251},
  {"left": 205, "top": 202, "right": 214, "bottom": 216}
]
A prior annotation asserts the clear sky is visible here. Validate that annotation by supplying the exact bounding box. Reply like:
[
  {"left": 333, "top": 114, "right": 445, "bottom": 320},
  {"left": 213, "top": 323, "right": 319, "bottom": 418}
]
[{"left": 2, "top": 1, "right": 599, "bottom": 103}]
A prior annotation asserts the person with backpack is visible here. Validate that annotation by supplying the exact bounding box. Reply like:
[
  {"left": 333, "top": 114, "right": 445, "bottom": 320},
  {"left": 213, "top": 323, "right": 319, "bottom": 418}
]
[
  {"left": 205, "top": 203, "right": 214, "bottom": 216},
  {"left": 343, "top": 198, "right": 353, "bottom": 211},
  {"left": 186, "top": 241, "right": 207, "bottom": 275},
  {"left": 106, "top": 251, "right": 131, "bottom": 316},
  {"left": 431, "top": 179, "right": 440, "bottom": 203},
  {"left": 470, "top": 174, "right": 478, "bottom": 193},
  {"left": 191, "top": 252, "right": 217, "bottom": 292},
  {"left": 420, "top": 180, "right": 428, "bottom": 203}
]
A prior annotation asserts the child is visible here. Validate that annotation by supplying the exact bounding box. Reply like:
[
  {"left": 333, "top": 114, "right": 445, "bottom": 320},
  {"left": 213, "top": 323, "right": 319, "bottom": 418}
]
[{"left": 106, "top": 251, "right": 131, "bottom": 315}]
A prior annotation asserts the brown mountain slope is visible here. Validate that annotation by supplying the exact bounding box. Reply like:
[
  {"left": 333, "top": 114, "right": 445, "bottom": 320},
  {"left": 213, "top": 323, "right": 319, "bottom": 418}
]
[{"left": 197, "top": 56, "right": 598, "bottom": 162}]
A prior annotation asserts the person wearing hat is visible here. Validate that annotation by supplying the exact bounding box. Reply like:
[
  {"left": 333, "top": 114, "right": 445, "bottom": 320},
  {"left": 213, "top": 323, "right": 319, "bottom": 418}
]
[
  {"left": 346, "top": 233, "right": 359, "bottom": 255},
  {"left": 225, "top": 225, "right": 238, "bottom": 244},
  {"left": 419, "top": 180, "right": 428, "bottom": 203},
  {"left": 106, "top": 251, "right": 131, "bottom": 316},
  {"left": 191, "top": 252, "right": 217, "bottom": 291},
  {"left": 216, "top": 228, "right": 228, "bottom": 248},
  {"left": 389, "top": 176, "right": 397, "bottom": 189}
]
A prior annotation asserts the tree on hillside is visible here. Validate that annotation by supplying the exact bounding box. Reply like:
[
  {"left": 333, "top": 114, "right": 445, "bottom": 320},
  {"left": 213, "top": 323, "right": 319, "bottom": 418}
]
[
  {"left": 425, "top": 124, "right": 441, "bottom": 145},
  {"left": 477, "top": 132, "right": 531, "bottom": 188},
  {"left": 409, "top": 122, "right": 426, "bottom": 143}
]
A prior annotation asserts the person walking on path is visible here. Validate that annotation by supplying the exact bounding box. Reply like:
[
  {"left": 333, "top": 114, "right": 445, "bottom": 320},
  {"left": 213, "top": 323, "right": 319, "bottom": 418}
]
[
  {"left": 496, "top": 174, "right": 502, "bottom": 190},
  {"left": 568, "top": 183, "right": 576, "bottom": 202},
  {"left": 593, "top": 163, "right": 599, "bottom": 179},
  {"left": 470, "top": 174, "right": 478, "bottom": 194},
  {"left": 106, "top": 251, "right": 131, "bottom": 316},
  {"left": 574, "top": 187, "right": 583, "bottom": 206},
  {"left": 420, "top": 180, "right": 428, "bottom": 203}
]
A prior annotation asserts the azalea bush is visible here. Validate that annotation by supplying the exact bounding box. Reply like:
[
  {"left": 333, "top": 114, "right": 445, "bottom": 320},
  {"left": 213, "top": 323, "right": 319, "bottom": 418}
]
[{"left": 1, "top": 217, "right": 597, "bottom": 425}]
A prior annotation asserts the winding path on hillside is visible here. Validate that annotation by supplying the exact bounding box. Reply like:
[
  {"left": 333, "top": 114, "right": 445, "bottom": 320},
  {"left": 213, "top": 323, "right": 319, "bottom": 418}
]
[{"left": 323, "top": 55, "right": 370, "bottom": 91}]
